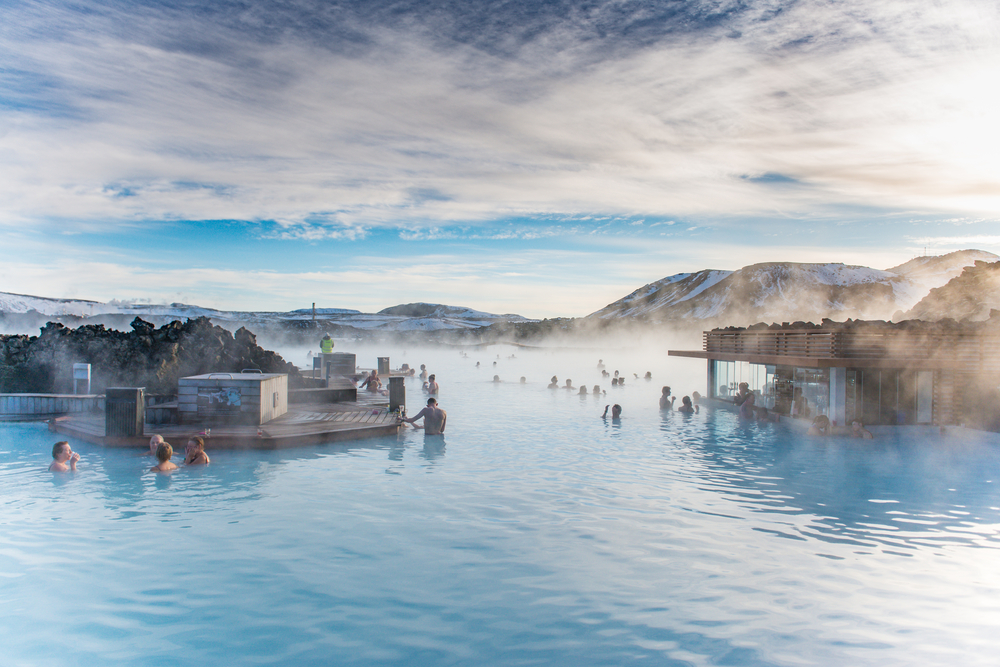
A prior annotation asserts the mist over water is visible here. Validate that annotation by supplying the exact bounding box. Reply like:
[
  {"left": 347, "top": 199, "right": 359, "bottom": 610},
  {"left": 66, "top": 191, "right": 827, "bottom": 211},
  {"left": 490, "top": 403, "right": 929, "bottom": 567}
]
[{"left": 3, "top": 344, "right": 1000, "bottom": 666}]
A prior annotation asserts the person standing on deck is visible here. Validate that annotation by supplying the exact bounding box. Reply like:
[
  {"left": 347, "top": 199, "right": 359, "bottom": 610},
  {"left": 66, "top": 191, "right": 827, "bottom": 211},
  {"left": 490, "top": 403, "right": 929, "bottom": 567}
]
[
  {"left": 320, "top": 333, "right": 334, "bottom": 354},
  {"left": 400, "top": 397, "right": 447, "bottom": 435}
]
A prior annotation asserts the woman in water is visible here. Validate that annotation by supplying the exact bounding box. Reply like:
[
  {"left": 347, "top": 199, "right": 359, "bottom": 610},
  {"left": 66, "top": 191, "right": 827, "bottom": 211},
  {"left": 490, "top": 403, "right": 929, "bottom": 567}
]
[
  {"left": 808, "top": 415, "right": 830, "bottom": 436},
  {"left": 677, "top": 396, "right": 698, "bottom": 414},
  {"left": 360, "top": 370, "right": 382, "bottom": 393},
  {"left": 602, "top": 404, "right": 622, "bottom": 419},
  {"left": 185, "top": 436, "right": 210, "bottom": 465}
]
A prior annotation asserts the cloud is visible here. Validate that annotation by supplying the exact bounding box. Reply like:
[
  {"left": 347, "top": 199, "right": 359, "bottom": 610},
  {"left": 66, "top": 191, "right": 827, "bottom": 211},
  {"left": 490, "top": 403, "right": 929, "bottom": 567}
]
[{"left": 0, "top": 0, "right": 998, "bottom": 238}]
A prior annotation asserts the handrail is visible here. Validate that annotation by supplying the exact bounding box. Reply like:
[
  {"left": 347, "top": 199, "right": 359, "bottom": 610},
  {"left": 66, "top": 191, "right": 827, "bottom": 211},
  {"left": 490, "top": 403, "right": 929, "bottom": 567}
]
[{"left": 207, "top": 373, "right": 234, "bottom": 379}]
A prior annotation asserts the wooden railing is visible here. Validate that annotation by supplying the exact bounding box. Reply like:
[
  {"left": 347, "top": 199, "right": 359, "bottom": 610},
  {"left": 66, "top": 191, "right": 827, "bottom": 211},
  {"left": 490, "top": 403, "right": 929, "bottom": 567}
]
[{"left": 703, "top": 329, "right": 1000, "bottom": 370}]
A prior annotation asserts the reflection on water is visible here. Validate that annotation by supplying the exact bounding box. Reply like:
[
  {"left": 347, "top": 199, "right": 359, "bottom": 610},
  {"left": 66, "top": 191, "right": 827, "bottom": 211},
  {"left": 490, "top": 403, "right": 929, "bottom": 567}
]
[{"left": 3, "top": 346, "right": 1000, "bottom": 667}]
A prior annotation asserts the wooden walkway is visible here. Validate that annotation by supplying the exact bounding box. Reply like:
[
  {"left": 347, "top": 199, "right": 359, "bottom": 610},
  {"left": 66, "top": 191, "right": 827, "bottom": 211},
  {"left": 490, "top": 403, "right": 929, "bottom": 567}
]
[{"left": 51, "top": 397, "right": 400, "bottom": 450}]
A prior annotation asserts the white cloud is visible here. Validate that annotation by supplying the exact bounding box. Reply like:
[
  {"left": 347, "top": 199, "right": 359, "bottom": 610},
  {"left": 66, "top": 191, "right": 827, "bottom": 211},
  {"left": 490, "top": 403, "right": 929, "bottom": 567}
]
[{"left": 1, "top": 0, "right": 998, "bottom": 235}]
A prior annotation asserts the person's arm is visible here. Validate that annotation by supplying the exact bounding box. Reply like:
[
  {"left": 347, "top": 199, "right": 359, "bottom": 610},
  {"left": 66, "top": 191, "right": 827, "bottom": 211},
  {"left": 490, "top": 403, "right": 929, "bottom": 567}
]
[
  {"left": 439, "top": 412, "right": 447, "bottom": 433},
  {"left": 402, "top": 408, "right": 427, "bottom": 424},
  {"left": 69, "top": 452, "right": 80, "bottom": 471},
  {"left": 602, "top": 405, "right": 609, "bottom": 418}
]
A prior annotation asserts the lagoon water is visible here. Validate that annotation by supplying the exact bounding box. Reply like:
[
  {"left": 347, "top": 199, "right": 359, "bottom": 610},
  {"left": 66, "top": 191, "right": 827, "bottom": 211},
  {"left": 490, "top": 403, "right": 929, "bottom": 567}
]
[{"left": 3, "top": 344, "right": 1000, "bottom": 666}]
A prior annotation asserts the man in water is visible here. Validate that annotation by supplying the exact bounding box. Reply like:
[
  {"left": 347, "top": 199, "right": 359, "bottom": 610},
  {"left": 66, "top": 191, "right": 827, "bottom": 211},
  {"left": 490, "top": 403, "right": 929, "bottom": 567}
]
[
  {"left": 426, "top": 374, "right": 439, "bottom": 394},
  {"left": 852, "top": 421, "right": 874, "bottom": 439},
  {"left": 49, "top": 441, "right": 80, "bottom": 472},
  {"left": 401, "top": 397, "right": 447, "bottom": 435},
  {"left": 659, "top": 386, "right": 675, "bottom": 410},
  {"left": 602, "top": 404, "right": 622, "bottom": 419}
]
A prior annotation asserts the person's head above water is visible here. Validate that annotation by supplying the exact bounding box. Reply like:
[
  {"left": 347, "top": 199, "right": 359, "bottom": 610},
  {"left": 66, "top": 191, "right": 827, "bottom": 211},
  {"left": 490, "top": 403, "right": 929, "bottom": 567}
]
[
  {"left": 149, "top": 434, "right": 164, "bottom": 453},
  {"left": 426, "top": 397, "right": 437, "bottom": 406},
  {"left": 612, "top": 404, "right": 622, "bottom": 418},
  {"left": 155, "top": 442, "right": 173, "bottom": 463},
  {"left": 661, "top": 386, "right": 671, "bottom": 396},
  {"left": 520, "top": 376, "right": 526, "bottom": 383}
]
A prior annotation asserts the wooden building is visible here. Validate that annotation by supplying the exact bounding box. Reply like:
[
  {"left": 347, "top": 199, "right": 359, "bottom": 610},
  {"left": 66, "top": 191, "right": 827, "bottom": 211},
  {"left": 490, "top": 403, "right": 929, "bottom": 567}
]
[{"left": 668, "top": 322, "right": 1000, "bottom": 428}]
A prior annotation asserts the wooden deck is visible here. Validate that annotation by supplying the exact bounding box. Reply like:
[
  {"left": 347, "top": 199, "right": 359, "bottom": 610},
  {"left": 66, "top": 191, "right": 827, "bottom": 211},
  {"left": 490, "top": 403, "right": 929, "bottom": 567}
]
[{"left": 51, "top": 393, "right": 400, "bottom": 450}]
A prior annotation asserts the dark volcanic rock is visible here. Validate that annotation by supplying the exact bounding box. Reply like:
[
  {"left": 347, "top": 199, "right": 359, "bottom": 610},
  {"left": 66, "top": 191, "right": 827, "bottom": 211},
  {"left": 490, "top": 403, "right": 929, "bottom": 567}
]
[{"left": 0, "top": 317, "right": 301, "bottom": 394}]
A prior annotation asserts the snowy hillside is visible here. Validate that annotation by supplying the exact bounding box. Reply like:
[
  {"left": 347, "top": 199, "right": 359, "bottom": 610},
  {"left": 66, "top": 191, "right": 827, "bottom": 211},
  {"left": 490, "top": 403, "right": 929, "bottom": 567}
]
[
  {"left": 590, "top": 250, "right": 997, "bottom": 326},
  {"left": 0, "top": 293, "right": 530, "bottom": 333},
  {"left": 885, "top": 249, "right": 998, "bottom": 310},
  {"left": 589, "top": 270, "right": 732, "bottom": 319},
  {"left": 903, "top": 259, "right": 1000, "bottom": 321}
]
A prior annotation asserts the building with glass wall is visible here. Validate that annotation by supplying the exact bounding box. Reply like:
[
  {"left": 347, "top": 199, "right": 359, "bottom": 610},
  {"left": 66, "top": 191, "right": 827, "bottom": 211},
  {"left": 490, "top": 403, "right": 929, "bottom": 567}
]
[{"left": 668, "top": 323, "right": 1000, "bottom": 427}]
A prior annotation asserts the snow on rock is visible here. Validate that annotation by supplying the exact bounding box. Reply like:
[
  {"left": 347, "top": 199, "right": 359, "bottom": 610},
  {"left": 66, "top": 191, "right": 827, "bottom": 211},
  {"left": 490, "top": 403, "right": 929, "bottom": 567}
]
[{"left": 0, "top": 293, "right": 530, "bottom": 333}]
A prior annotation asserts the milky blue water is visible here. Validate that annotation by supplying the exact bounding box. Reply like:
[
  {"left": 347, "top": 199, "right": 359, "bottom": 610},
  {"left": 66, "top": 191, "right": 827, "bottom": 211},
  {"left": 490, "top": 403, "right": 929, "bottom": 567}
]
[{"left": 3, "top": 345, "right": 1000, "bottom": 666}]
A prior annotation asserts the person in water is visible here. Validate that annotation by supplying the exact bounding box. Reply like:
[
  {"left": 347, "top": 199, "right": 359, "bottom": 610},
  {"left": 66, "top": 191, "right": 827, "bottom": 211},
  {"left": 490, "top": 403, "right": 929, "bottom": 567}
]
[
  {"left": 564, "top": 379, "right": 574, "bottom": 390},
  {"left": 151, "top": 442, "right": 178, "bottom": 473},
  {"left": 147, "top": 434, "right": 164, "bottom": 456},
  {"left": 185, "top": 436, "right": 210, "bottom": 465},
  {"left": 677, "top": 396, "right": 698, "bottom": 414},
  {"left": 755, "top": 406, "right": 778, "bottom": 422},
  {"left": 659, "top": 386, "right": 675, "bottom": 410},
  {"left": 520, "top": 377, "right": 526, "bottom": 384},
  {"left": 602, "top": 404, "right": 622, "bottom": 419},
  {"left": 49, "top": 441, "right": 80, "bottom": 472},
  {"left": 852, "top": 420, "right": 874, "bottom": 439},
  {"left": 419, "top": 364, "right": 428, "bottom": 380},
  {"left": 360, "top": 370, "right": 382, "bottom": 393},
  {"left": 578, "top": 385, "right": 588, "bottom": 395},
  {"left": 739, "top": 392, "right": 756, "bottom": 419},
  {"left": 426, "top": 374, "right": 439, "bottom": 394},
  {"left": 733, "top": 382, "right": 751, "bottom": 407},
  {"left": 493, "top": 375, "right": 502, "bottom": 383},
  {"left": 401, "top": 397, "right": 447, "bottom": 435},
  {"left": 593, "top": 384, "right": 602, "bottom": 395},
  {"left": 808, "top": 415, "right": 830, "bottom": 436}
]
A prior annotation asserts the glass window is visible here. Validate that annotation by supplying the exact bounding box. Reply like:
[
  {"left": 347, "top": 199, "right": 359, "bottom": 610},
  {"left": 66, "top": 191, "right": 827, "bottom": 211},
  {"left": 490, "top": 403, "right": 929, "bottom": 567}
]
[{"left": 917, "top": 371, "right": 933, "bottom": 424}]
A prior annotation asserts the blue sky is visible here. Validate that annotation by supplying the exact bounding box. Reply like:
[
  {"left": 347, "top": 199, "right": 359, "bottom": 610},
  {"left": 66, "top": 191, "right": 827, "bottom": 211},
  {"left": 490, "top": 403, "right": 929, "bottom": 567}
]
[{"left": 2, "top": 0, "right": 999, "bottom": 318}]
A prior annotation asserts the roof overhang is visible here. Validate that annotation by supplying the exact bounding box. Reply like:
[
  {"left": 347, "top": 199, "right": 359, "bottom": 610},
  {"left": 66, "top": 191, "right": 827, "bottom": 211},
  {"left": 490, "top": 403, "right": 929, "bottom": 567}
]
[{"left": 667, "top": 350, "right": 964, "bottom": 370}]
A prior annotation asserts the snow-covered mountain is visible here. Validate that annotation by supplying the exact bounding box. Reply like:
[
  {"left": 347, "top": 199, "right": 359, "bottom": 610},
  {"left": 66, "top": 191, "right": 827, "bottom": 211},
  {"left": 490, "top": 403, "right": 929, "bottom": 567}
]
[
  {"left": 902, "top": 259, "right": 1000, "bottom": 322},
  {"left": 589, "top": 250, "right": 999, "bottom": 326},
  {"left": 0, "top": 293, "right": 531, "bottom": 333}
]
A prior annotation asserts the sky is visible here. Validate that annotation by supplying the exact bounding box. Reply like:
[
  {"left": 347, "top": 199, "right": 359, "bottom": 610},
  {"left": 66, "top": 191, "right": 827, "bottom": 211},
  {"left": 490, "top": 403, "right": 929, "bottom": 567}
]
[{"left": 1, "top": 0, "right": 999, "bottom": 319}]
